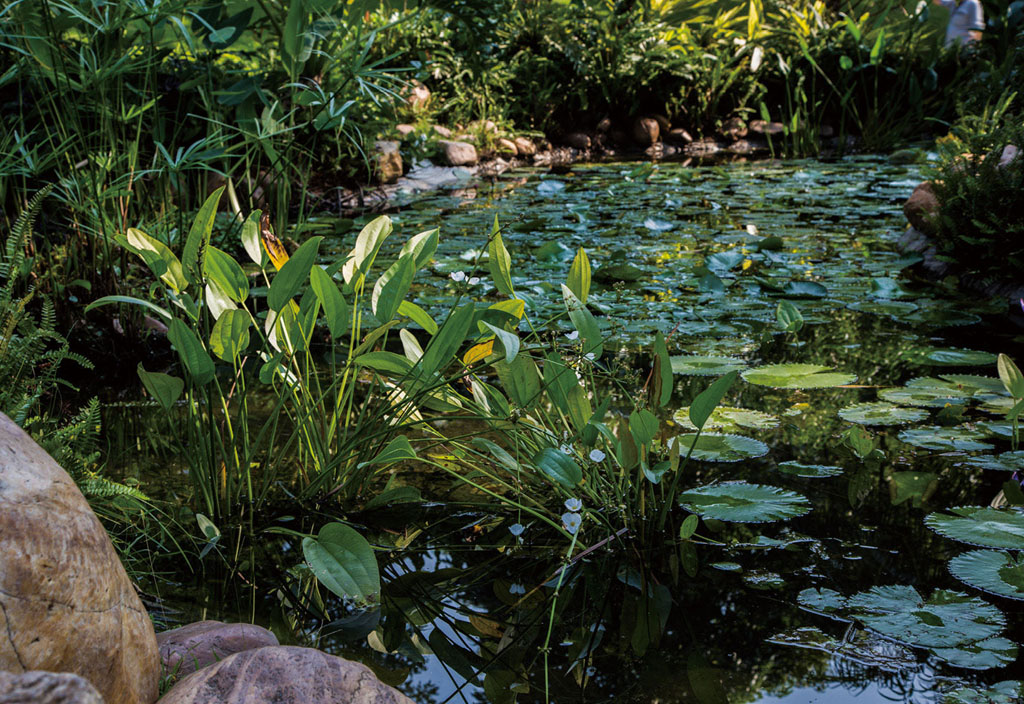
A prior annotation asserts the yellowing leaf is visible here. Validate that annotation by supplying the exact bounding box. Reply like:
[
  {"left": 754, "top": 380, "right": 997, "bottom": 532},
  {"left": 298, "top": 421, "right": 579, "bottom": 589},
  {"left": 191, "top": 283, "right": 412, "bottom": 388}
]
[
  {"left": 260, "top": 213, "right": 289, "bottom": 271},
  {"left": 463, "top": 340, "right": 495, "bottom": 366}
]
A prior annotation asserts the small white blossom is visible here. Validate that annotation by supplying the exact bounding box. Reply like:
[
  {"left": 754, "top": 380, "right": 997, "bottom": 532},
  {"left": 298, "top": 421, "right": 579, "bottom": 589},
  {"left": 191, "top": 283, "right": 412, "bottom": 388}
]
[
  {"left": 450, "top": 271, "right": 466, "bottom": 282},
  {"left": 468, "top": 276, "right": 480, "bottom": 286},
  {"left": 509, "top": 523, "right": 526, "bottom": 536},
  {"left": 584, "top": 352, "right": 596, "bottom": 361},
  {"left": 564, "top": 497, "right": 583, "bottom": 512},
  {"left": 588, "top": 449, "right": 606, "bottom": 462},
  {"left": 561, "top": 512, "right": 582, "bottom": 535},
  {"left": 509, "top": 583, "right": 526, "bottom": 595},
  {"left": 565, "top": 331, "right": 579, "bottom": 341}
]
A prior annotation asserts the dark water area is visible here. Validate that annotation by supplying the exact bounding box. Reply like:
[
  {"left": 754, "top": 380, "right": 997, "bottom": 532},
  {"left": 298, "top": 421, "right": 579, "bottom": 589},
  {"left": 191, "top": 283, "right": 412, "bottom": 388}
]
[{"left": 106, "top": 156, "right": 1024, "bottom": 703}]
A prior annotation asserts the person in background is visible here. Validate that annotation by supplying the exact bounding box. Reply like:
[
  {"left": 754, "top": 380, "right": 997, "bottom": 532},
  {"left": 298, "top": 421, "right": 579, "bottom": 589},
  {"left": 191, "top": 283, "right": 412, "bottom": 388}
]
[{"left": 933, "top": 0, "right": 985, "bottom": 47}]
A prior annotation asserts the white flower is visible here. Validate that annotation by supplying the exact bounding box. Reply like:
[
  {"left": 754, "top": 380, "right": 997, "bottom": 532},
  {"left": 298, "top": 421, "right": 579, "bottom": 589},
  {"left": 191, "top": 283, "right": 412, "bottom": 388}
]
[
  {"left": 508, "top": 523, "right": 526, "bottom": 536},
  {"left": 450, "top": 271, "right": 466, "bottom": 282},
  {"left": 565, "top": 331, "right": 579, "bottom": 341},
  {"left": 561, "top": 512, "right": 582, "bottom": 535},
  {"left": 588, "top": 449, "right": 606, "bottom": 462},
  {"left": 564, "top": 497, "right": 583, "bottom": 512},
  {"left": 509, "top": 583, "right": 526, "bottom": 595},
  {"left": 584, "top": 352, "right": 596, "bottom": 361},
  {"left": 559, "top": 444, "right": 573, "bottom": 455},
  {"left": 468, "top": 277, "right": 480, "bottom": 286}
]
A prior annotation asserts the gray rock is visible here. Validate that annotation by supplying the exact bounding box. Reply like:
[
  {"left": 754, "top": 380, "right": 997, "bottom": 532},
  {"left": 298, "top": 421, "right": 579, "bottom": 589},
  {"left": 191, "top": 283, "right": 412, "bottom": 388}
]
[
  {"left": 157, "top": 646, "right": 415, "bottom": 704},
  {"left": 0, "top": 413, "right": 159, "bottom": 704},
  {"left": 432, "top": 124, "right": 452, "bottom": 138},
  {"left": 0, "top": 671, "right": 103, "bottom": 704},
  {"left": 157, "top": 621, "right": 279, "bottom": 682},
  {"left": 719, "top": 117, "right": 747, "bottom": 140},
  {"left": 632, "top": 118, "right": 660, "bottom": 146},
  {"left": 438, "top": 140, "right": 478, "bottom": 166},
  {"left": 373, "top": 141, "right": 403, "bottom": 185}
]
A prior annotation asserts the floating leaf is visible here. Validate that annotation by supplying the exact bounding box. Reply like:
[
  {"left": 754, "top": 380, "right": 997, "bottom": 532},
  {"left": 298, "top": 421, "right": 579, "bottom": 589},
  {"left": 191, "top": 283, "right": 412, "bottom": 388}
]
[
  {"left": 897, "top": 426, "right": 993, "bottom": 452},
  {"left": 931, "top": 636, "right": 1018, "bottom": 670},
  {"left": 838, "top": 402, "right": 927, "bottom": 426},
  {"left": 742, "top": 363, "right": 856, "bottom": 389},
  {"left": 847, "top": 300, "right": 918, "bottom": 317},
  {"left": 949, "top": 550, "right": 1024, "bottom": 601},
  {"left": 675, "top": 433, "right": 769, "bottom": 462},
  {"left": 914, "top": 347, "right": 998, "bottom": 367},
  {"left": 961, "top": 451, "right": 1024, "bottom": 472},
  {"left": 941, "top": 375, "right": 1008, "bottom": 396},
  {"left": 942, "top": 680, "right": 1024, "bottom": 704},
  {"left": 777, "top": 461, "right": 843, "bottom": 478},
  {"left": 678, "top": 482, "right": 810, "bottom": 522},
  {"left": 878, "top": 377, "right": 971, "bottom": 408},
  {"left": 674, "top": 406, "right": 778, "bottom": 431},
  {"left": 924, "top": 507, "right": 1024, "bottom": 549},
  {"left": 670, "top": 355, "right": 747, "bottom": 376},
  {"left": 797, "top": 588, "right": 848, "bottom": 616}
]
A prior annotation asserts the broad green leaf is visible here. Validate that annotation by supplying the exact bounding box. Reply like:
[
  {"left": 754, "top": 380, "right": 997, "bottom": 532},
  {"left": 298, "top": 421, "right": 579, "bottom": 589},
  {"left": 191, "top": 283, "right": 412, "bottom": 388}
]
[
  {"left": 674, "top": 433, "right": 768, "bottom": 462},
  {"left": 950, "top": 550, "right": 1024, "bottom": 601},
  {"left": 240, "top": 209, "right": 266, "bottom": 267},
  {"left": 481, "top": 321, "right": 520, "bottom": 363},
  {"left": 204, "top": 246, "right": 248, "bottom": 302},
  {"left": 487, "top": 216, "right": 514, "bottom": 296},
  {"left": 373, "top": 253, "right": 415, "bottom": 322},
  {"left": 679, "top": 514, "right": 699, "bottom": 539},
  {"left": 268, "top": 236, "right": 322, "bottom": 311},
  {"left": 494, "top": 355, "right": 542, "bottom": 409},
  {"left": 205, "top": 280, "right": 236, "bottom": 320},
  {"left": 302, "top": 523, "right": 380, "bottom": 606},
  {"left": 342, "top": 215, "right": 392, "bottom": 286},
  {"left": 652, "top": 332, "right": 672, "bottom": 408},
  {"left": 85, "top": 295, "right": 172, "bottom": 322},
  {"left": 363, "top": 435, "right": 417, "bottom": 467},
  {"left": 167, "top": 318, "right": 215, "bottom": 386},
  {"left": 533, "top": 447, "right": 582, "bottom": 489},
  {"left": 924, "top": 507, "right": 1024, "bottom": 549},
  {"left": 398, "top": 301, "right": 438, "bottom": 335},
  {"left": 561, "top": 284, "right": 602, "bottom": 359},
  {"left": 914, "top": 347, "right": 998, "bottom": 367},
  {"left": 182, "top": 186, "right": 224, "bottom": 285},
  {"left": 670, "top": 355, "right": 746, "bottom": 376},
  {"left": 310, "top": 265, "right": 350, "bottom": 339},
  {"left": 123, "top": 227, "right": 188, "bottom": 292},
  {"left": 998, "top": 354, "right": 1024, "bottom": 397},
  {"left": 898, "top": 426, "right": 992, "bottom": 452},
  {"left": 689, "top": 371, "right": 738, "bottom": 430},
  {"left": 838, "top": 402, "right": 927, "bottom": 426},
  {"left": 371, "top": 228, "right": 438, "bottom": 312},
  {"left": 543, "top": 351, "right": 575, "bottom": 415},
  {"left": 567, "top": 247, "right": 591, "bottom": 303},
  {"left": 419, "top": 303, "right": 474, "bottom": 377},
  {"left": 629, "top": 409, "right": 659, "bottom": 447},
  {"left": 776, "top": 300, "right": 803, "bottom": 332},
  {"left": 679, "top": 482, "right": 811, "bottom": 522},
  {"left": 675, "top": 406, "right": 778, "bottom": 431},
  {"left": 137, "top": 364, "right": 184, "bottom": 411},
  {"left": 355, "top": 351, "right": 415, "bottom": 376},
  {"left": 878, "top": 377, "right": 971, "bottom": 407},
  {"left": 209, "top": 308, "right": 250, "bottom": 362},
  {"left": 742, "top": 364, "right": 856, "bottom": 389}
]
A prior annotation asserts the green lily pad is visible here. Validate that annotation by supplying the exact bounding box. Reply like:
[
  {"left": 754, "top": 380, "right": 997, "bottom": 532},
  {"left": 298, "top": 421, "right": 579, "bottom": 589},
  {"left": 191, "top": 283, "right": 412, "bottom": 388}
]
[
  {"left": 978, "top": 395, "right": 1018, "bottom": 415},
  {"left": 797, "top": 587, "right": 848, "bottom": 616},
  {"left": 897, "top": 426, "right": 993, "bottom": 452},
  {"left": 742, "top": 363, "right": 856, "bottom": 389},
  {"left": 838, "top": 402, "right": 928, "bottom": 426},
  {"left": 942, "top": 680, "right": 1024, "bottom": 703},
  {"left": 924, "top": 507, "right": 1024, "bottom": 549},
  {"left": 678, "top": 482, "right": 811, "bottom": 522},
  {"left": 941, "top": 375, "right": 1008, "bottom": 396},
  {"left": 977, "top": 420, "right": 1018, "bottom": 439},
  {"left": 961, "top": 451, "right": 1024, "bottom": 472},
  {"left": 673, "top": 406, "right": 779, "bottom": 431},
  {"left": 903, "top": 308, "right": 982, "bottom": 328},
  {"left": 846, "top": 585, "right": 1005, "bottom": 648},
  {"left": 777, "top": 461, "right": 844, "bottom": 478},
  {"left": 931, "top": 635, "right": 1019, "bottom": 670},
  {"left": 878, "top": 377, "right": 971, "bottom": 408},
  {"left": 949, "top": 550, "right": 1024, "bottom": 601},
  {"left": 670, "top": 355, "right": 747, "bottom": 376},
  {"left": 674, "top": 433, "right": 769, "bottom": 462},
  {"left": 915, "top": 347, "right": 999, "bottom": 367},
  {"left": 847, "top": 300, "right": 919, "bottom": 317}
]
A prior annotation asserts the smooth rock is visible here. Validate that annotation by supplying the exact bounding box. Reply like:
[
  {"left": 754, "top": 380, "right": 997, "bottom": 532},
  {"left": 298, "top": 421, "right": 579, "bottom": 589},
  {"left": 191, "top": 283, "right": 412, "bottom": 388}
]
[
  {"left": 632, "top": 117, "right": 659, "bottom": 146},
  {"left": 720, "top": 117, "right": 747, "bottom": 140},
  {"left": 157, "top": 621, "right": 279, "bottom": 682},
  {"left": 394, "top": 124, "right": 415, "bottom": 138},
  {"left": 667, "top": 127, "right": 693, "bottom": 143},
  {"left": 496, "top": 138, "right": 518, "bottom": 156},
  {"left": 749, "top": 119, "right": 785, "bottom": 135},
  {"left": 157, "top": 646, "right": 415, "bottom": 704},
  {"left": 513, "top": 136, "right": 536, "bottom": 156},
  {"left": 432, "top": 124, "right": 452, "bottom": 138},
  {"left": 405, "top": 81, "right": 429, "bottom": 110},
  {"left": 373, "top": 141, "right": 403, "bottom": 185},
  {"left": 0, "top": 413, "right": 159, "bottom": 704},
  {"left": 0, "top": 671, "right": 103, "bottom": 704},
  {"left": 651, "top": 114, "right": 671, "bottom": 134},
  {"left": 1000, "top": 144, "right": 1019, "bottom": 168},
  {"left": 564, "top": 132, "right": 591, "bottom": 150},
  {"left": 903, "top": 181, "right": 941, "bottom": 236},
  {"left": 438, "top": 140, "right": 478, "bottom": 166},
  {"left": 595, "top": 117, "right": 612, "bottom": 132}
]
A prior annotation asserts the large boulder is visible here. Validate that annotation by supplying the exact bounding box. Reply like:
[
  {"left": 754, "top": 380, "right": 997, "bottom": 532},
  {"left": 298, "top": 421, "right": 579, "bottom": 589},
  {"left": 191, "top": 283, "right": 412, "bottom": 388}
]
[
  {"left": 0, "top": 413, "right": 159, "bottom": 704},
  {"left": 157, "top": 621, "right": 279, "bottom": 682},
  {"left": 157, "top": 646, "right": 415, "bottom": 704},
  {"left": 0, "top": 671, "right": 103, "bottom": 704},
  {"left": 904, "top": 181, "right": 941, "bottom": 236},
  {"left": 438, "top": 140, "right": 478, "bottom": 166},
  {"left": 632, "top": 118, "right": 660, "bottom": 146}
]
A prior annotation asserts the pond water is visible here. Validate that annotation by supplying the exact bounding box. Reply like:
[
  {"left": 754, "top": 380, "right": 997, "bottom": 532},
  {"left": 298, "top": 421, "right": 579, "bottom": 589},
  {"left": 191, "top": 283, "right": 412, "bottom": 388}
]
[{"left": 111, "top": 156, "right": 1024, "bottom": 703}]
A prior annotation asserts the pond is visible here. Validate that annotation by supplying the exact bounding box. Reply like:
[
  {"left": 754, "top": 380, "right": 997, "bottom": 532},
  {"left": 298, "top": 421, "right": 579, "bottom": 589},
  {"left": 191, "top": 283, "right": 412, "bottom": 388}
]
[{"left": 109, "top": 155, "right": 1024, "bottom": 703}]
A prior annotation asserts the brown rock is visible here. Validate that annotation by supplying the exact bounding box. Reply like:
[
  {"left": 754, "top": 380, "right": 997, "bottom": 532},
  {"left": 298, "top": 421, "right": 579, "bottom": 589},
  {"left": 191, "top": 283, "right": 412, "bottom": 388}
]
[
  {"left": 720, "top": 117, "right": 747, "bottom": 140},
  {"left": 0, "top": 671, "right": 104, "bottom": 704},
  {"left": 405, "top": 81, "right": 429, "bottom": 111},
  {"left": 513, "top": 137, "right": 536, "bottom": 156},
  {"left": 903, "top": 181, "right": 941, "bottom": 236},
  {"left": 496, "top": 138, "right": 518, "bottom": 157},
  {"left": 632, "top": 118, "right": 660, "bottom": 146},
  {"left": 157, "top": 621, "right": 279, "bottom": 682},
  {"left": 595, "top": 117, "right": 612, "bottom": 132},
  {"left": 372, "top": 141, "right": 403, "bottom": 185},
  {"left": 564, "top": 132, "right": 591, "bottom": 150},
  {"left": 667, "top": 127, "right": 693, "bottom": 144},
  {"left": 651, "top": 114, "right": 671, "bottom": 133},
  {"left": 394, "top": 124, "right": 415, "bottom": 138},
  {"left": 438, "top": 140, "right": 478, "bottom": 166},
  {"left": 749, "top": 119, "right": 784, "bottom": 135},
  {"left": 0, "top": 413, "right": 159, "bottom": 704},
  {"left": 157, "top": 646, "right": 415, "bottom": 704},
  {"left": 432, "top": 125, "right": 452, "bottom": 138}
]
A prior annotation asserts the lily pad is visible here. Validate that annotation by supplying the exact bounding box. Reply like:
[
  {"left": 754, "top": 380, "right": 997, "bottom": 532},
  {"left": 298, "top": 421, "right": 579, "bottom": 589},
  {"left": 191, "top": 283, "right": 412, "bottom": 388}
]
[
  {"left": 670, "top": 355, "right": 747, "bottom": 376},
  {"left": 838, "top": 402, "right": 927, "bottom": 426},
  {"left": 673, "top": 406, "right": 779, "bottom": 431},
  {"left": 847, "top": 300, "right": 919, "bottom": 317},
  {"left": 941, "top": 375, "right": 1008, "bottom": 396},
  {"left": 924, "top": 507, "right": 1024, "bottom": 549},
  {"left": 949, "top": 550, "right": 1024, "bottom": 601},
  {"left": 977, "top": 420, "right": 1018, "bottom": 439},
  {"left": 846, "top": 585, "right": 1005, "bottom": 648},
  {"left": 904, "top": 308, "right": 982, "bottom": 327},
  {"left": 931, "top": 636, "right": 1019, "bottom": 670},
  {"left": 777, "top": 461, "right": 844, "bottom": 478},
  {"left": 897, "top": 426, "right": 993, "bottom": 452},
  {"left": 942, "top": 680, "right": 1024, "bottom": 704},
  {"left": 678, "top": 482, "right": 811, "bottom": 522},
  {"left": 674, "top": 433, "right": 769, "bottom": 462},
  {"left": 961, "top": 451, "right": 1024, "bottom": 472},
  {"left": 878, "top": 377, "right": 971, "bottom": 408},
  {"left": 797, "top": 587, "right": 848, "bottom": 615},
  {"left": 742, "top": 363, "right": 856, "bottom": 389},
  {"left": 916, "top": 347, "right": 999, "bottom": 367}
]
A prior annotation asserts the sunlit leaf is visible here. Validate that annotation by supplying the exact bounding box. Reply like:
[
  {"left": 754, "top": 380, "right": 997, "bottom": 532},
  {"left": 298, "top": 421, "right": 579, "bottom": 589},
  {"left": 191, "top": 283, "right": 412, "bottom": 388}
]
[{"left": 679, "top": 482, "right": 810, "bottom": 522}]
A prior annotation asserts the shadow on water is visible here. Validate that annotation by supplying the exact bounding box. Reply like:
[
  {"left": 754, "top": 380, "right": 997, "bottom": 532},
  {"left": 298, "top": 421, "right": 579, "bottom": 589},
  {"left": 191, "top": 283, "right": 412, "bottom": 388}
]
[{"left": 106, "top": 156, "right": 1024, "bottom": 703}]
